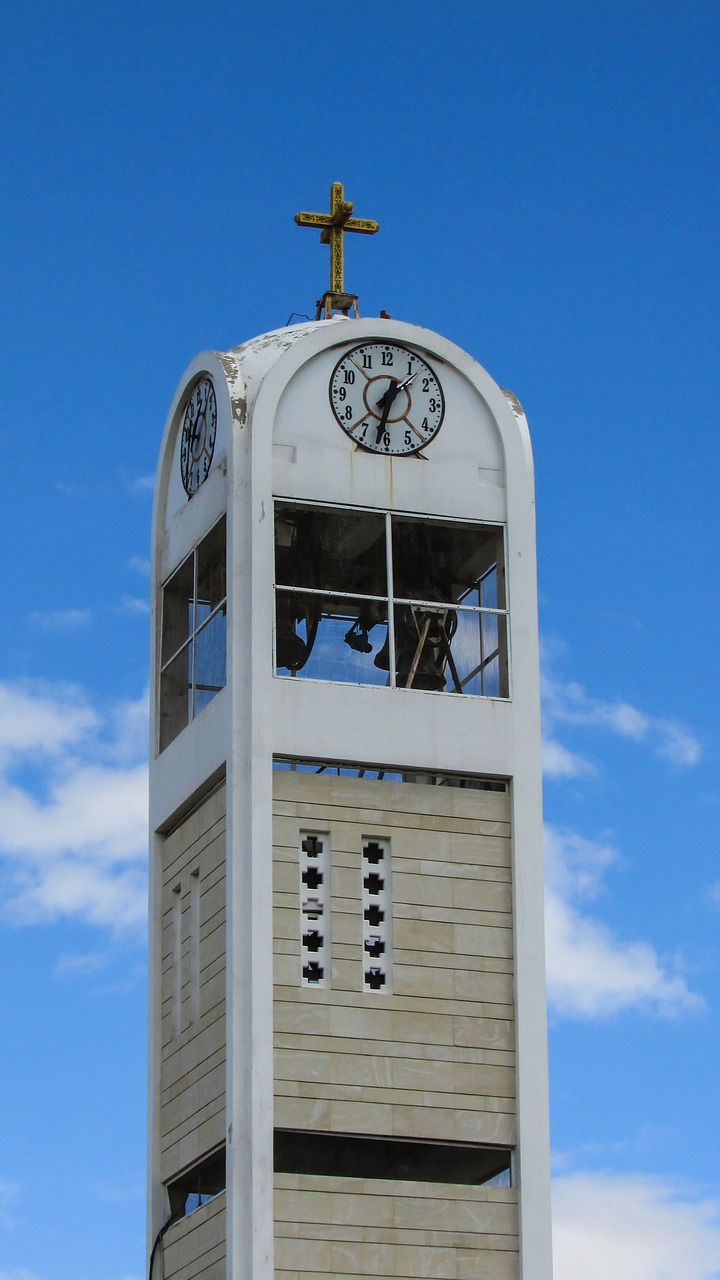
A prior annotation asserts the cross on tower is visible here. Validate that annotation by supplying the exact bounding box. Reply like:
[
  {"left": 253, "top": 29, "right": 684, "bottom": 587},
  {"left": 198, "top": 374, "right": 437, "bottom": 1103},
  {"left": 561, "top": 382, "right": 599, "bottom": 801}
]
[{"left": 295, "top": 182, "right": 379, "bottom": 318}]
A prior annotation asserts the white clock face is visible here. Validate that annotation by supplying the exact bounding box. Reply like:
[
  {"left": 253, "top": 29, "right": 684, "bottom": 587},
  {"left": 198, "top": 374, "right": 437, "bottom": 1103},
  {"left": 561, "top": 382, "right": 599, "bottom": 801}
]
[
  {"left": 180, "top": 377, "right": 217, "bottom": 496},
  {"left": 329, "top": 342, "right": 445, "bottom": 455}
]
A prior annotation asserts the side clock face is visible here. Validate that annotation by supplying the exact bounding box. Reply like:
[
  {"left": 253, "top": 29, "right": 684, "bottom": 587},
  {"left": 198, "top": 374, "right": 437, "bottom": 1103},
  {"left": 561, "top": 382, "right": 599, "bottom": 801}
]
[
  {"left": 329, "top": 342, "right": 445, "bottom": 455},
  {"left": 180, "top": 377, "right": 217, "bottom": 496}
]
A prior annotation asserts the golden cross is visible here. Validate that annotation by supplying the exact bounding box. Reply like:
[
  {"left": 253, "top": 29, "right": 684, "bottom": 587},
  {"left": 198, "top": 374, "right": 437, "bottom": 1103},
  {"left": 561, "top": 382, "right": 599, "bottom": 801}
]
[{"left": 295, "top": 182, "right": 379, "bottom": 295}]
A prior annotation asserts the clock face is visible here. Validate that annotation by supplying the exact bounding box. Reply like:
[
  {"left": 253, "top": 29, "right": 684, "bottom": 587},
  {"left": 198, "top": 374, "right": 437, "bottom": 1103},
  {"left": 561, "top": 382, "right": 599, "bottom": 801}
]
[
  {"left": 180, "top": 377, "right": 217, "bottom": 496},
  {"left": 329, "top": 342, "right": 445, "bottom": 455}
]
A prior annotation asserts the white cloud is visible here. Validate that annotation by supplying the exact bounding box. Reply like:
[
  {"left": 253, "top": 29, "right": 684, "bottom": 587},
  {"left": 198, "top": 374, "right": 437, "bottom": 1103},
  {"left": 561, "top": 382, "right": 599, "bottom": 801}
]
[
  {"left": 129, "top": 473, "right": 155, "bottom": 493},
  {"left": 653, "top": 718, "right": 703, "bottom": 766},
  {"left": 0, "top": 682, "right": 97, "bottom": 762},
  {"left": 115, "top": 595, "right": 150, "bottom": 616},
  {"left": 0, "top": 681, "right": 148, "bottom": 935},
  {"left": 545, "top": 825, "right": 701, "bottom": 1018},
  {"left": 28, "top": 608, "right": 92, "bottom": 631},
  {"left": 0, "top": 1272, "right": 42, "bottom": 1280},
  {"left": 553, "top": 1171, "right": 720, "bottom": 1280},
  {"left": 542, "top": 736, "right": 595, "bottom": 779},
  {"left": 128, "top": 556, "right": 150, "bottom": 576},
  {"left": 542, "top": 664, "right": 702, "bottom": 772}
]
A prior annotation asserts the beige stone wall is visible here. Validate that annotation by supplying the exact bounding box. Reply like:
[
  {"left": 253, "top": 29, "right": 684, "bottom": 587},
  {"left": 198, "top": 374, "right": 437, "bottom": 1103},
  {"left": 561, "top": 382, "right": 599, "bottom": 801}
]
[
  {"left": 163, "top": 1193, "right": 226, "bottom": 1280},
  {"left": 273, "top": 771, "right": 515, "bottom": 1143},
  {"left": 273, "top": 769, "right": 517, "bottom": 1279},
  {"left": 275, "top": 1176, "right": 518, "bottom": 1280},
  {"left": 160, "top": 783, "right": 227, "bottom": 1183}
]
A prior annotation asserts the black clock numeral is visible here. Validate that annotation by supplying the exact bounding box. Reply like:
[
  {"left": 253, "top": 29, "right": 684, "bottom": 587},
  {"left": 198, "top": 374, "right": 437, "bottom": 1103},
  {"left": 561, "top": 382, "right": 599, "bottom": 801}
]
[
  {"left": 422, "top": 377, "right": 430, "bottom": 392},
  {"left": 421, "top": 417, "right": 429, "bottom": 432},
  {"left": 338, "top": 386, "right": 346, "bottom": 401},
  {"left": 345, "top": 405, "right": 353, "bottom": 421},
  {"left": 429, "top": 398, "right": 439, "bottom": 413},
  {"left": 404, "top": 431, "right": 412, "bottom": 446},
  {"left": 382, "top": 350, "right": 394, "bottom": 366},
  {"left": 362, "top": 353, "right": 372, "bottom": 369},
  {"left": 407, "top": 360, "right": 413, "bottom": 374},
  {"left": 344, "top": 369, "right": 355, "bottom": 384},
  {"left": 383, "top": 432, "right": 391, "bottom": 448}
]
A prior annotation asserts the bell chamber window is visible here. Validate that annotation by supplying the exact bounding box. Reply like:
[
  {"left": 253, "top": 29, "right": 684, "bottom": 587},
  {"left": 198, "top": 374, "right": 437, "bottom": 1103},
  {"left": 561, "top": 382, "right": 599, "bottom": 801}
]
[
  {"left": 159, "top": 517, "right": 227, "bottom": 752},
  {"left": 274, "top": 502, "right": 508, "bottom": 697}
]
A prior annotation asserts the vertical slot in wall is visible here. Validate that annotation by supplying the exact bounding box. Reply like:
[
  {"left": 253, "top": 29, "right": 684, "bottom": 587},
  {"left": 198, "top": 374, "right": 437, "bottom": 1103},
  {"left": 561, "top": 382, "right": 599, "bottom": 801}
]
[
  {"left": 172, "top": 883, "right": 182, "bottom": 1037},
  {"left": 299, "top": 832, "right": 330, "bottom": 987},
  {"left": 190, "top": 867, "right": 200, "bottom": 1025},
  {"left": 362, "top": 838, "right": 392, "bottom": 992}
]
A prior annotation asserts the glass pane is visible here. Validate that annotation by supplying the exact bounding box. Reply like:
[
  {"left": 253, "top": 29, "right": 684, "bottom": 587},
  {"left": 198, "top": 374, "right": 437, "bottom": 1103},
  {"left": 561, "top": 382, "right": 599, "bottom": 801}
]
[
  {"left": 275, "top": 504, "right": 386, "bottom": 597},
  {"left": 276, "top": 590, "right": 388, "bottom": 686},
  {"left": 195, "top": 609, "right": 227, "bottom": 714},
  {"left": 159, "top": 642, "right": 192, "bottom": 751},
  {"left": 196, "top": 517, "right": 227, "bottom": 627},
  {"left": 393, "top": 604, "right": 455, "bottom": 691},
  {"left": 392, "top": 518, "right": 505, "bottom": 608},
  {"left": 393, "top": 606, "right": 508, "bottom": 697},
  {"left": 162, "top": 554, "right": 194, "bottom": 664},
  {"left": 479, "top": 564, "right": 499, "bottom": 610}
]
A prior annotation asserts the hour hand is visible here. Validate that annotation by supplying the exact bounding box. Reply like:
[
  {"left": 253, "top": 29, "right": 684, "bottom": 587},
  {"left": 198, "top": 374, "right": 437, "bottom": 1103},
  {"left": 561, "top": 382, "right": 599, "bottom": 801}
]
[
  {"left": 375, "top": 379, "right": 400, "bottom": 413},
  {"left": 375, "top": 379, "right": 399, "bottom": 442}
]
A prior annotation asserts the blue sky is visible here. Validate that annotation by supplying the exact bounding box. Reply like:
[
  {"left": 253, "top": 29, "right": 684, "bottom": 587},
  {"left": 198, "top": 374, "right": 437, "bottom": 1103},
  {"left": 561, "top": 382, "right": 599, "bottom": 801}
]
[{"left": 1, "top": 2, "right": 719, "bottom": 1278}]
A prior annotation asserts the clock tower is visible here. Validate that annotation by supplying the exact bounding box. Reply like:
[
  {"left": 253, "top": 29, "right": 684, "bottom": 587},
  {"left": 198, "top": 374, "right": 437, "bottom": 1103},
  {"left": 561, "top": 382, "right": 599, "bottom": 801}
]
[{"left": 148, "top": 186, "right": 553, "bottom": 1280}]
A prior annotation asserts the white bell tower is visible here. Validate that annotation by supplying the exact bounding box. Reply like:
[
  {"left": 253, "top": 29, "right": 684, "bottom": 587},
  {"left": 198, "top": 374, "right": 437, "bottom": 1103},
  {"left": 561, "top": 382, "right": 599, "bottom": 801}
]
[{"left": 147, "top": 186, "right": 553, "bottom": 1280}]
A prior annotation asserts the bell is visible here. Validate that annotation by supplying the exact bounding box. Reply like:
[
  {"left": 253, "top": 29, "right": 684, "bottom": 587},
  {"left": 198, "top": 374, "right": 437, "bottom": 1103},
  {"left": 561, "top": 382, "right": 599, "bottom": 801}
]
[{"left": 345, "top": 621, "right": 373, "bottom": 654}]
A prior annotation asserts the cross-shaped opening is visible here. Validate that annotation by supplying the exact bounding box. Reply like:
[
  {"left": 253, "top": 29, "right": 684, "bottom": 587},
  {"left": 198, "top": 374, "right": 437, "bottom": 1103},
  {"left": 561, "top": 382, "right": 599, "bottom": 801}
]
[{"left": 365, "top": 968, "right": 386, "bottom": 990}]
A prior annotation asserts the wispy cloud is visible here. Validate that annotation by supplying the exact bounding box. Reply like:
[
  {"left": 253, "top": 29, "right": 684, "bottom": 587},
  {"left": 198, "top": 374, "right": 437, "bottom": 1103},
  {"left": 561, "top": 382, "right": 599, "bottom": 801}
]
[
  {"left": 114, "top": 595, "right": 150, "bottom": 616},
  {"left": 129, "top": 474, "right": 154, "bottom": 493},
  {"left": 54, "top": 950, "right": 109, "bottom": 979},
  {"left": 541, "top": 654, "right": 701, "bottom": 775},
  {"left": 0, "top": 1180, "right": 19, "bottom": 1229},
  {"left": 545, "top": 825, "right": 701, "bottom": 1018},
  {"left": 553, "top": 1170, "right": 720, "bottom": 1280},
  {"left": 128, "top": 556, "right": 150, "bottom": 577},
  {"left": 92, "top": 1179, "right": 144, "bottom": 1205},
  {"left": 28, "top": 608, "right": 92, "bottom": 631},
  {"left": 0, "top": 682, "right": 148, "bottom": 935}
]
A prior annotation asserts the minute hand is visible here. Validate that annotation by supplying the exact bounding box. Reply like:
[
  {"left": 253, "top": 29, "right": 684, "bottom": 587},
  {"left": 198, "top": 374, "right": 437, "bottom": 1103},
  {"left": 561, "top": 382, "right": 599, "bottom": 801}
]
[{"left": 394, "top": 369, "right": 419, "bottom": 395}]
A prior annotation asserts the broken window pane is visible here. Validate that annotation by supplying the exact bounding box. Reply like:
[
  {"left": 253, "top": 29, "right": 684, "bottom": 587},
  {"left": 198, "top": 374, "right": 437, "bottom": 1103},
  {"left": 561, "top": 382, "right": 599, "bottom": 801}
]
[
  {"left": 167, "top": 1147, "right": 226, "bottom": 1219},
  {"left": 275, "top": 590, "right": 389, "bottom": 685},
  {"left": 159, "top": 643, "right": 192, "bottom": 752},
  {"left": 196, "top": 518, "right": 227, "bottom": 623},
  {"left": 275, "top": 503, "right": 386, "bottom": 597},
  {"left": 161, "top": 554, "right": 194, "bottom": 666},
  {"left": 392, "top": 518, "right": 504, "bottom": 609}
]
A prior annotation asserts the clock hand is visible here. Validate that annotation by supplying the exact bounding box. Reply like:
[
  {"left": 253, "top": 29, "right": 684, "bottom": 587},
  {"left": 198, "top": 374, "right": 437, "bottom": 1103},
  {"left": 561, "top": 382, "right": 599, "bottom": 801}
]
[
  {"left": 394, "top": 369, "right": 419, "bottom": 394},
  {"left": 374, "top": 369, "right": 418, "bottom": 419},
  {"left": 375, "top": 379, "right": 400, "bottom": 442}
]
